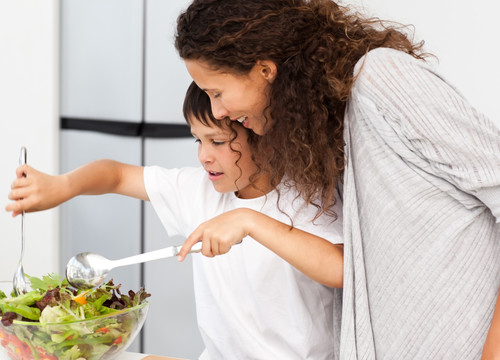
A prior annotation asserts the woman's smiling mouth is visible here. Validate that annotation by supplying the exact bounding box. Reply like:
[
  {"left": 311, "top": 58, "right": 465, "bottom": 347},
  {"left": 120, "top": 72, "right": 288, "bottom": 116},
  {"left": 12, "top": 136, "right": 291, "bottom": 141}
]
[{"left": 234, "top": 116, "right": 248, "bottom": 128}]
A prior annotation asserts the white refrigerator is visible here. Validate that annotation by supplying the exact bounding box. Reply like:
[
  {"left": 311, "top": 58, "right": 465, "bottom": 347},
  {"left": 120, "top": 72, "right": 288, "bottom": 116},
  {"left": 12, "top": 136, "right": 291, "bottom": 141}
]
[{"left": 59, "top": 0, "right": 204, "bottom": 358}]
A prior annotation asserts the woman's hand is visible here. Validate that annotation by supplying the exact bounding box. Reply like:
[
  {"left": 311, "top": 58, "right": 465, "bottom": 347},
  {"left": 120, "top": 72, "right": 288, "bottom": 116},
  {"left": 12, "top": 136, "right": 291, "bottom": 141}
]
[
  {"left": 178, "top": 208, "right": 253, "bottom": 261},
  {"left": 482, "top": 341, "right": 500, "bottom": 360},
  {"left": 5, "top": 165, "right": 69, "bottom": 217},
  {"left": 481, "top": 289, "right": 500, "bottom": 360}
]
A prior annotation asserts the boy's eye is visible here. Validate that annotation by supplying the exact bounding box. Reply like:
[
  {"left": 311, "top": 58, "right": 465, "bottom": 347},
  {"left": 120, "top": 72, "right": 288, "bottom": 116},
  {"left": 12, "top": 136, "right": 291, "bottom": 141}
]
[{"left": 194, "top": 139, "right": 201, "bottom": 144}]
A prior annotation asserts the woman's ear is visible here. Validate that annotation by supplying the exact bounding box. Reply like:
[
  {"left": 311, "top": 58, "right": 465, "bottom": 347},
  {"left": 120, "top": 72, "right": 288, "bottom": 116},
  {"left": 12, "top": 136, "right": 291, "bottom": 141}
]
[{"left": 257, "top": 60, "right": 278, "bottom": 83}]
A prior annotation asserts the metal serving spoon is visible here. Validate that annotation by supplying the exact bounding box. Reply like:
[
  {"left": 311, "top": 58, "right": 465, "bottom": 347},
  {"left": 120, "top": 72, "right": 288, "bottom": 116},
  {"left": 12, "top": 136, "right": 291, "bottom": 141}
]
[
  {"left": 66, "top": 242, "right": 203, "bottom": 289},
  {"left": 13, "top": 146, "right": 30, "bottom": 296}
]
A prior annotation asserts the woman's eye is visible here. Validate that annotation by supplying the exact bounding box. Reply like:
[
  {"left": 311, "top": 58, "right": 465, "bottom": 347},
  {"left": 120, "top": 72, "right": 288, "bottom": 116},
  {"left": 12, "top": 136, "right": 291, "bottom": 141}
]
[
  {"left": 213, "top": 93, "right": 221, "bottom": 99},
  {"left": 212, "top": 140, "right": 225, "bottom": 145}
]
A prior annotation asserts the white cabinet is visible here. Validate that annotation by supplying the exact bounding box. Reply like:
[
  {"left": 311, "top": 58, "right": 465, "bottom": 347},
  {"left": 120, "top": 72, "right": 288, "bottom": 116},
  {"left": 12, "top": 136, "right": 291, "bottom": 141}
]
[
  {"left": 145, "top": 0, "right": 193, "bottom": 124},
  {"left": 60, "top": 0, "right": 143, "bottom": 122},
  {"left": 143, "top": 138, "right": 201, "bottom": 359},
  {"left": 59, "top": 130, "right": 143, "bottom": 352},
  {"left": 59, "top": 130, "right": 143, "bottom": 294}
]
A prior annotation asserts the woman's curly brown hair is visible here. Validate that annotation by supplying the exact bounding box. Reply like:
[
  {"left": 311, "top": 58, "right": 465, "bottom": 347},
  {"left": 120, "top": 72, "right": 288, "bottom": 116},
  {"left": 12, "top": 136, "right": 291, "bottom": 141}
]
[{"left": 175, "top": 0, "right": 426, "bottom": 218}]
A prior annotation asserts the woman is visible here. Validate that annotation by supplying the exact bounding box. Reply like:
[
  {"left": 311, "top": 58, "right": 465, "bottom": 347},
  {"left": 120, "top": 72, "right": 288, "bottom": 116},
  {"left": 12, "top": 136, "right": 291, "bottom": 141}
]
[{"left": 174, "top": 0, "right": 500, "bottom": 359}]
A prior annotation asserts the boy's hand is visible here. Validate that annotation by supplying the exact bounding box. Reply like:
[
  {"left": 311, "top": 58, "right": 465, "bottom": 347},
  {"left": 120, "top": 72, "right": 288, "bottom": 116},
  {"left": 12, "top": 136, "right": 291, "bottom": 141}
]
[
  {"left": 5, "top": 165, "right": 69, "bottom": 216},
  {"left": 178, "top": 208, "right": 253, "bottom": 261}
]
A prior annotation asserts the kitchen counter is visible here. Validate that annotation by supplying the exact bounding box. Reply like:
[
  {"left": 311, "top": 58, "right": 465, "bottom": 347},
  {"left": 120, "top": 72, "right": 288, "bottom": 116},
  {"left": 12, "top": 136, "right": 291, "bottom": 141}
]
[{"left": 123, "top": 353, "right": 185, "bottom": 360}]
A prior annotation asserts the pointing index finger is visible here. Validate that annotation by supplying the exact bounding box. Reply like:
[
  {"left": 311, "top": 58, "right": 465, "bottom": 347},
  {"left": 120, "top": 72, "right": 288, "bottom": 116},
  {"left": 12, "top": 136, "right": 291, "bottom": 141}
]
[{"left": 178, "top": 231, "right": 202, "bottom": 262}]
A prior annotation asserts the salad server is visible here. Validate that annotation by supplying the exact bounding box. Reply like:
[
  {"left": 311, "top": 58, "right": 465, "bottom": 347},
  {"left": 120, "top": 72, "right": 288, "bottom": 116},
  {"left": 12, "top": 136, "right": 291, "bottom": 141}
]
[
  {"left": 13, "top": 146, "right": 30, "bottom": 296},
  {"left": 66, "top": 242, "right": 203, "bottom": 289}
]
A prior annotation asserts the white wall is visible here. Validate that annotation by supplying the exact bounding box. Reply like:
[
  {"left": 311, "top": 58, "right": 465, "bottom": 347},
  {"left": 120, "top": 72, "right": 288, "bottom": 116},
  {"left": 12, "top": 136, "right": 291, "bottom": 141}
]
[
  {"left": 0, "top": 0, "right": 59, "bottom": 282},
  {"left": 346, "top": 0, "right": 499, "bottom": 127},
  {"left": 0, "top": 0, "right": 498, "bottom": 284}
]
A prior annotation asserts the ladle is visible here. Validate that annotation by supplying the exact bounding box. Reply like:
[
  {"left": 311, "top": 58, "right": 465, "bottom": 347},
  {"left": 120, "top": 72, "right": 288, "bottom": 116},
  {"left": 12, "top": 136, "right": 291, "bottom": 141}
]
[
  {"left": 13, "top": 146, "right": 30, "bottom": 296},
  {"left": 66, "top": 242, "right": 203, "bottom": 289}
]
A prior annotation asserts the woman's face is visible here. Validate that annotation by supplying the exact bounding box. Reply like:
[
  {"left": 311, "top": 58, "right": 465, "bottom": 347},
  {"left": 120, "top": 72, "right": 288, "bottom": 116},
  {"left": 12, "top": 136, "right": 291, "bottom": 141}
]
[{"left": 185, "top": 59, "right": 276, "bottom": 135}]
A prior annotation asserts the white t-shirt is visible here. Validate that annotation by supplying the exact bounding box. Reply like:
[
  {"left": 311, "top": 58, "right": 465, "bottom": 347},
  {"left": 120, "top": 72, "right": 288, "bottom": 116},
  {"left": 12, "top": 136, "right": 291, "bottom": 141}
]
[{"left": 144, "top": 166, "right": 343, "bottom": 360}]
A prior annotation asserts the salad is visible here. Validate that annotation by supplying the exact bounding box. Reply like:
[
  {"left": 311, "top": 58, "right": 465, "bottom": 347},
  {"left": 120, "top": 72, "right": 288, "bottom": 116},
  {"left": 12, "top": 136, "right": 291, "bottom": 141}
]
[{"left": 0, "top": 273, "right": 150, "bottom": 360}]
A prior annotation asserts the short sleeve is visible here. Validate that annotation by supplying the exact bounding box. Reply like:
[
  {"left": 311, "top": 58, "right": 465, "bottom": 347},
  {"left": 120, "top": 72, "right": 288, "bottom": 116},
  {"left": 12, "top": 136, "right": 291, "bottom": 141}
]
[{"left": 144, "top": 166, "right": 207, "bottom": 237}]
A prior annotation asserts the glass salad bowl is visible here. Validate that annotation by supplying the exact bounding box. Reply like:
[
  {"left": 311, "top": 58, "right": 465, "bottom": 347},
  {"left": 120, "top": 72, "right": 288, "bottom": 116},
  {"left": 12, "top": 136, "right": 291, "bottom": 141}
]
[{"left": 0, "top": 275, "right": 150, "bottom": 360}]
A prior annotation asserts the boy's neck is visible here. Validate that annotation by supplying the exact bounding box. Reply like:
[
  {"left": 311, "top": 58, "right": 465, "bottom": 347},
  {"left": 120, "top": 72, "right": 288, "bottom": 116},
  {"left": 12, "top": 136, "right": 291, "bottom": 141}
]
[{"left": 235, "top": 175, "right": 274, "bottom": 199}]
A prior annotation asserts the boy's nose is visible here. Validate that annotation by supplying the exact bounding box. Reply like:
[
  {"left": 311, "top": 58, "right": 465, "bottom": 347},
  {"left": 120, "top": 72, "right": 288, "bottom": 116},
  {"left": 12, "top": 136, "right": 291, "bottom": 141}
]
[{"left": 198, "top": 147, "right": 213, "bottom": 164}]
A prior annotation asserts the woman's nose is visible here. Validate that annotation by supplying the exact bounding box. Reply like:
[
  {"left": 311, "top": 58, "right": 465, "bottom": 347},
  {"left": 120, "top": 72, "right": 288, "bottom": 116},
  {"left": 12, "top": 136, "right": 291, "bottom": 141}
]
[{"left": 211, "top": 100, "right": 229, "bottom": 119}]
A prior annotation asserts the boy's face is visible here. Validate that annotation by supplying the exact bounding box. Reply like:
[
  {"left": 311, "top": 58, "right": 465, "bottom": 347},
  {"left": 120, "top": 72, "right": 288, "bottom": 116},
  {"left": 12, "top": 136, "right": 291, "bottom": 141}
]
[{"left": 190, "top": 119, "right": 264, "bottom": 199}]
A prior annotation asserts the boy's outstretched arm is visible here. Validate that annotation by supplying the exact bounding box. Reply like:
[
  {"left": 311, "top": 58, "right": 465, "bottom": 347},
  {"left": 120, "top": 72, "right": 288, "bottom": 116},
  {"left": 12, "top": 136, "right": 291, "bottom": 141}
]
[
  {"left": 178, "top": 208, "right": 343, "bottom": 288},
  {"left": 5, "top": 159, "right": 147, "bottom": 217}
]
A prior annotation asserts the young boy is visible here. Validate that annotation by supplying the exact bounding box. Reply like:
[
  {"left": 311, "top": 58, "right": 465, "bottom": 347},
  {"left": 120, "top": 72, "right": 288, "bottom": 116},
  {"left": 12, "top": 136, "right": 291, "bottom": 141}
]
[{"left": 6, "top": 82, "right": 344, "bottom": 359}]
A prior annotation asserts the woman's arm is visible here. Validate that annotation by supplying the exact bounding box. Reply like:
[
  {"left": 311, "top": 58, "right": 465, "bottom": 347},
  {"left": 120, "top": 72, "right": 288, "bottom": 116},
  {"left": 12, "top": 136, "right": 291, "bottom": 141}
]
[
  {"left": 482, "top": 288, "right": 500, "bottom": 359},
  {"left": 178, "top": 208, "right": 343, "bottom": 288},
  {"left": 5, "top": 159, "right": 147, "bottom": 216}
]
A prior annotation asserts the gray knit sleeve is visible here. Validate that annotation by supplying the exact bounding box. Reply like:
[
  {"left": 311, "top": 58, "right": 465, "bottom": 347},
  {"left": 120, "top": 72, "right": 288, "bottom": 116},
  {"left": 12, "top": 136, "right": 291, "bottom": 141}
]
[{"left": 354, "top": 48, "right": 500, "bottom": 218}]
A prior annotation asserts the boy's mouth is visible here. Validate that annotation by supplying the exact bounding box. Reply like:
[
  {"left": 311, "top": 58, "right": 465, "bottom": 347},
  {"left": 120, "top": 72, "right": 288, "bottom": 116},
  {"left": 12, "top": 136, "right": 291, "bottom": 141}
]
[{"left": 208, "top": 170, "right": 223, "bottom": 180}]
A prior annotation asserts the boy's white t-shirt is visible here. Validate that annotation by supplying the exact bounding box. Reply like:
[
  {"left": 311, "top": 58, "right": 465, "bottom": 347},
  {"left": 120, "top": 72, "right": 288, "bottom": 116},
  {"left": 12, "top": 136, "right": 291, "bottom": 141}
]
[{"left": 144, "top": 166, "right": 343, "bottom": 359}]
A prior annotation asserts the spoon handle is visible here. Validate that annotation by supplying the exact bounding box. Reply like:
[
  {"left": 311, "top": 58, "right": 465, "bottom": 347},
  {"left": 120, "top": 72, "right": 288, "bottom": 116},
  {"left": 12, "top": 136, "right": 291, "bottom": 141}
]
[
  {"left": 13, "top": 147, "right": 29, "bottom": 296},
  {"left": 20, "top": 146, "right": 27, "bottom": 260},
  {"left": 19, "top": 146, "right": 27, "bottom": 167},
  {"left": 110, "top": 242, "right": 203, "bottom": 269}
]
